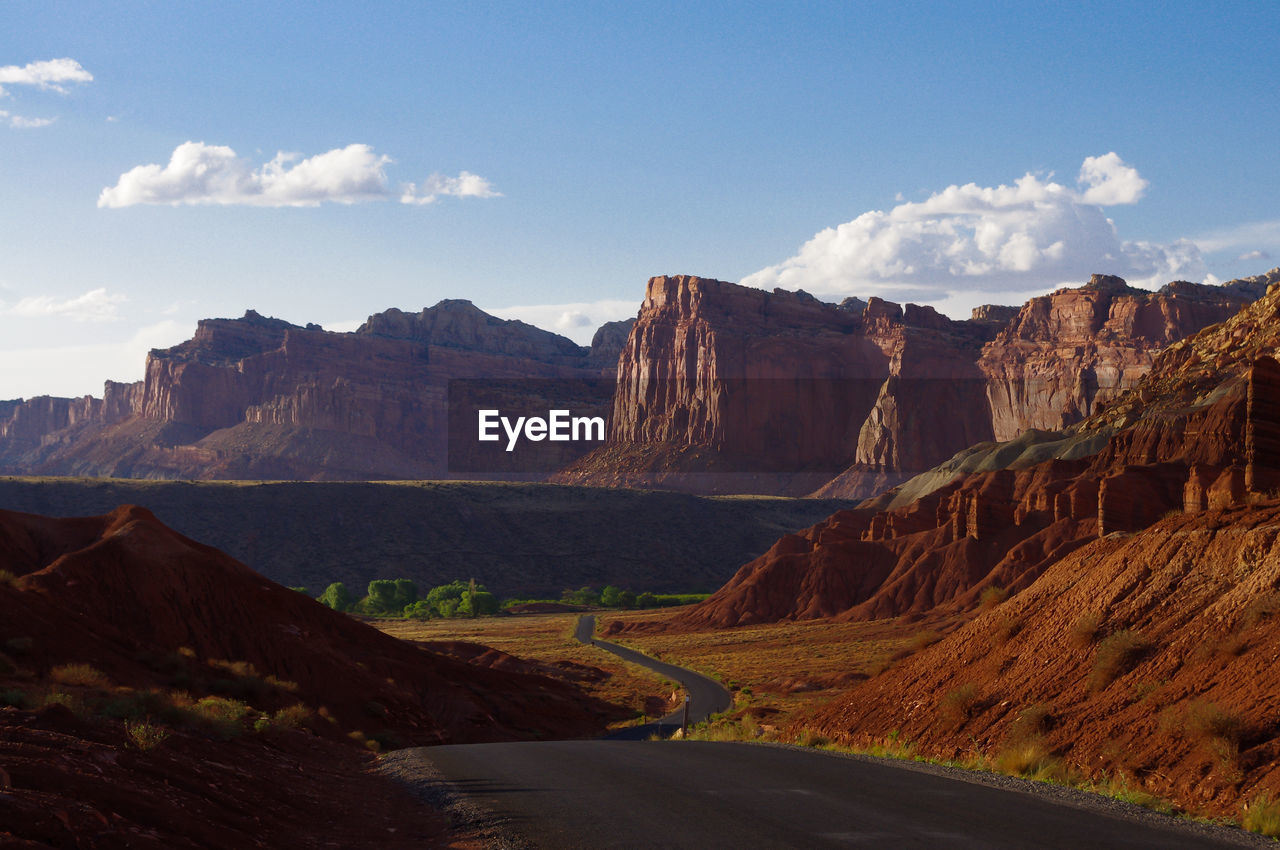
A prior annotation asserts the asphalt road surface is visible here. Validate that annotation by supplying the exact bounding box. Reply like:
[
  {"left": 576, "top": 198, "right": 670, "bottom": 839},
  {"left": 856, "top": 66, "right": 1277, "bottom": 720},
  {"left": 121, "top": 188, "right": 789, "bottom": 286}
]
[
  {"left": 381, "top": 616, "right": 1260, "bottom": 848},
  {"left": 385, "top": 739, "right": 1258, "bottom": 849},
  {"left": 572, "top": 614, "right": 732, "bottom": 739}
]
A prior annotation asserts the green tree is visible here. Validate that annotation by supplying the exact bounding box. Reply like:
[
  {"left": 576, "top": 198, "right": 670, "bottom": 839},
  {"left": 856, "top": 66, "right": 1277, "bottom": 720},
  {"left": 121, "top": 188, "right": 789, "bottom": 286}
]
[
  {"left": 317, "top": 582, "right": 353, "bottom": 612},
  {"left": 366, "top": 580, "right": 400, "bottom": 614},
  {"left": 636, "top": 591, "right": 657, "bottom": 609},
  {"left": 618, "top": 589, "right": 636, "bottom": 609},
  {"left": 459, "top": 590, "right": 498, "bottom": 617},
  {"left": 600, "top": 585, "right": 622, "bottom": 607}
]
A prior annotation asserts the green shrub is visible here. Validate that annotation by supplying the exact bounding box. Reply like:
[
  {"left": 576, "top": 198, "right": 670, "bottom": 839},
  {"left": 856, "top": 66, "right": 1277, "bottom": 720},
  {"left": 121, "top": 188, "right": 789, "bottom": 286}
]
[
  {"left": 0, "top": 569, "right": 17, "bottom": 587},
  {"left": 124, "top": 720, "right": 170, "bottom": 751},
  {"left": 192, "top": 695, "right": 251, "bottom": 739}
]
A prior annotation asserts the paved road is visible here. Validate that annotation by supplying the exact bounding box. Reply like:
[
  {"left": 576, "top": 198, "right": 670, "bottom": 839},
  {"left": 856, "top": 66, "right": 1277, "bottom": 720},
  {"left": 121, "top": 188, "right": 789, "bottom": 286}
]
[
  {"left": 572, "top": 614, "right": 732, "bottom": 739},
  {"left": 384, "top": 739, "right": 1257, "bottom": 849}
]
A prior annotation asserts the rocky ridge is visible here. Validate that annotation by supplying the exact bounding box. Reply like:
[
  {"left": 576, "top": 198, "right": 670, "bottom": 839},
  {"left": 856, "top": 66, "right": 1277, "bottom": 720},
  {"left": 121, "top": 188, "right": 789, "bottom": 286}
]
[{"left": 0, "top": 302, "right": 626, "bottom": 480}]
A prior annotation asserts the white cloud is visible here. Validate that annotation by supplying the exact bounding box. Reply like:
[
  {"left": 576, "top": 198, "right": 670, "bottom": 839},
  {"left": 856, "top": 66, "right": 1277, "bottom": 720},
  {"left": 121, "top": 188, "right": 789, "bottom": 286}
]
[
  {"left": 0, "top": 58, "right": 92, "bottom": 95},
  {"left": 401, "top": 171, "right": 501, "bottom": 205},
  {"left": 99, "top": 142, "right": 502, "bottom": 209},
  {"left": 5, "top": 288, "right": 126, "bottom": 322},
  {"left": 1077, "top": 152, "right": 1148, "bottom": 205},
  {"left": 742, "top": 153, "right": 1203, "bottom": 307},
  {"left": 0, "top": 109, "right": 55, "bottom": 129},
  {"left": 485, "top": 298, "right": 639, "bottom": 345},
  {"left": 1238, "top": 249, "right": 1272, "bottom": 263}
]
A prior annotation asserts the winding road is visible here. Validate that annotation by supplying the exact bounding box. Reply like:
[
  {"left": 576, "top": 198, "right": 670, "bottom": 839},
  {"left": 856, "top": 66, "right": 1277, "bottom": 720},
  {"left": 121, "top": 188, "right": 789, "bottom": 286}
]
[
  {"left": 572, "top": 614, "right": 732, "bottom": 739},
  {"left": 381, "top": 615, "right": 1259, "bottom": 849}
]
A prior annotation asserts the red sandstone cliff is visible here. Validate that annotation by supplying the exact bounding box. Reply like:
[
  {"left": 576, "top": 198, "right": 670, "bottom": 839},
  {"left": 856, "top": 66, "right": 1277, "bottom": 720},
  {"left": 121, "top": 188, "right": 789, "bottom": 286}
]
[
  {"left": 642, "top": 275, "right": 1280, "bottom": 629},
  {"left": 560, "top": 272, "right": 1269, "bottom": 497},
  {"left": 0, "top": 302, "right": 621, "bottom": 480}
]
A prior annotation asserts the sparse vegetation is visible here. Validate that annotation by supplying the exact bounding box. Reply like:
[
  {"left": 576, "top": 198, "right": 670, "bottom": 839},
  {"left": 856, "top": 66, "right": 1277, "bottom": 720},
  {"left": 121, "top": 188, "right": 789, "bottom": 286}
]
[
  {"left": 988, "top": 612, "right": 1023, "bottom": 646},
  {"left": 909, "top": 630, "right": 941, "bottom": 652},
  {"left": 49, "top": 663, "right": 111, "bottom": 689},
  {"left": 191, "top": 695, "right": 251, "bottom": 739},
  {"left": 1244, "top": 795, "right": 1280, "bottom": 838},
  {"left": 939, "top": 683, "right": 982, "bottom": 724},
  {"left": 125, "top": 720, "right": 170, "bottom": 751},
  {"left": 994, "top": 740, "right": 1063, "bottom": 781},
  {"left": 978, "top": 585, "right": 1008, "bottom": 610},
  {"left": 795, "top": 727, "right": 830, "bottom": 748},
  {"left": 1089, "top": 629, "right": 1150, "bottom": 690},
  {"left": 0, "top": 569, "right": 17, "bottom": 587},
  {"left": 1069, "top": 611, "right": 1103, "bottom": 647}
]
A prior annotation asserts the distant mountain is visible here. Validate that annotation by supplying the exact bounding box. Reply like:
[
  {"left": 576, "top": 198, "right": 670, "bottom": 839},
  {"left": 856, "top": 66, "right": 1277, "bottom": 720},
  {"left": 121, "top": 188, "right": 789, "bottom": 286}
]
[{"left": 0, "top": 302, "right": 633, "bottom": 480}]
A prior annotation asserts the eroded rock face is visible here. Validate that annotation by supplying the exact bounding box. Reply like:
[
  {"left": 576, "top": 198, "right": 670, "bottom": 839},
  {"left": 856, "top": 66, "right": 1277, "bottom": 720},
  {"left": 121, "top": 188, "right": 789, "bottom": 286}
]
[
  {"left": 977, "top": 274, "right": 1265, "bottom": 441},
  {"left": 657, "top": 277, "right": 1280, "bottom": 629},
  {"left": 562, "top": 272, "right": 1265, "bottom": 497},
  {"left": 0, "top": 302, "right": 616, "bottom": 480}
]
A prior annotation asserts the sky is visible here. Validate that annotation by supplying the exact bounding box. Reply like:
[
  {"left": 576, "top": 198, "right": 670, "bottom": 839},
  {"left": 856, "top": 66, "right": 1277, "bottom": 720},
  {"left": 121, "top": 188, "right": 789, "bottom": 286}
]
[{"left": 2, "top": 1, "right": 1279, "bottom": 399}]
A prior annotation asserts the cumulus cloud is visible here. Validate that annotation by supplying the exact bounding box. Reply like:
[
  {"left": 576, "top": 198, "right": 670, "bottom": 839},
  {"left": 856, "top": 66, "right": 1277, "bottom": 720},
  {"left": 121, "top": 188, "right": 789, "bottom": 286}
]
[
  {"left": 99, "top": 142, "right": 501, "bottom": 209},
  {"left": 401, "top": 171, "right": 501, "bottom": 205},
  {"left": 0, "top": 58, "right": 92, "bottom": 95},
  {"left": 5, "top": 288, "right": 126, "bottom": 322},
  {"left": 742, "top": 153, "right": 1203, "bottom": 305}
]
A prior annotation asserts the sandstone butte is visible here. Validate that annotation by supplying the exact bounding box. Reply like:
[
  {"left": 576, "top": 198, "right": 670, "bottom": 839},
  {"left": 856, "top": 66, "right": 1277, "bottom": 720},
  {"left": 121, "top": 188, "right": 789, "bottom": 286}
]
[
  {"left": 557, "top": 270, "right": 1279, "bottom": 496},
  {"left": 656, "top": 275, "right": 1280, "bottom": 630},
  {"left": 0, "top": 302, "right": 633, "bottom": 480},
  {"left": 0, "top": 503, "right": 628, "bottom": 844}
]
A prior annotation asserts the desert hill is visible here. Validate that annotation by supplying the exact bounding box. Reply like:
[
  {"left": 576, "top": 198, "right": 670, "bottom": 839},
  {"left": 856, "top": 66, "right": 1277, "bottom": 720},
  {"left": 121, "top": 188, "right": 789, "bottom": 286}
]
[
  {"left": 801, "top": 499, "right": 1280, "bottom": 819},
  {"left": 559, "top": 271, "right": 1275, "bottom": 497},
  {"left": 0, "top": 504, "right": 621, "bottom": 744},
  {"left": 0, "top": 301, "right": 630, "bottom": 481},
  {"left": 0, "top": 504, "right": 631, "bottom": 845},
  {"left": 647, "top": 274, "right": 1280, "bottom": 629},
  {"left": 0, "top": 477, "right": 850, "bottom": 598}
]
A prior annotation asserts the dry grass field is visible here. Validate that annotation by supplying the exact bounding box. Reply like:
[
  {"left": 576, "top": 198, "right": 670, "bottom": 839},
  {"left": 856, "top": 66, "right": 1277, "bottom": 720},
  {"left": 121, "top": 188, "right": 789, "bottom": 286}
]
[
  {"left": 595, "top": 609, "right": 968, "bottom": 736},
  {"left": 376, "top": 613, "right": 683, "bottom": 728},
  {"left": 378, "top": 608, "right": 964, "bottom": 736}
]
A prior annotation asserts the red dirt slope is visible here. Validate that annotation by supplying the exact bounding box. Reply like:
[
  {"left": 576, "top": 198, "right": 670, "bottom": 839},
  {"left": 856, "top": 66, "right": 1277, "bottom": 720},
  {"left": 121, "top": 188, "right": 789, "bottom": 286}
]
[{"left": 801, "top": 501, "right": 1280, "bottom": 819}]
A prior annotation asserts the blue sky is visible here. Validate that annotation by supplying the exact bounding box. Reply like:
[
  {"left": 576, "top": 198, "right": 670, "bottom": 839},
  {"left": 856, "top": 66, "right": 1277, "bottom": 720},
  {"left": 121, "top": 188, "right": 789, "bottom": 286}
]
[{"left": 2, "top": 1, "right": 1278, "bottom": 398}]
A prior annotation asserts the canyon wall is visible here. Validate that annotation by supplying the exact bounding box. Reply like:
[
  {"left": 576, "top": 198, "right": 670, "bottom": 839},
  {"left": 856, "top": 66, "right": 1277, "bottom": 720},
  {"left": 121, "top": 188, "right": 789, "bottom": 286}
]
[
  {"left": 561, "top": 271, "right": 1272, "bottom": 497},
  {"left": 644, "top": 276, "right": 1280, "bottom": 630}
]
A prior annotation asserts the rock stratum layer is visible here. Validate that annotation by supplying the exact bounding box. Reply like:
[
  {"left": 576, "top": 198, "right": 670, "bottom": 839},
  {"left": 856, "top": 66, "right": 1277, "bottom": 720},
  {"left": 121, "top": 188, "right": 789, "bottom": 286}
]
[
  {"left": 559, "top": 271, "right": 1275, "bottom": 496},
  {"left": 0, "top": 303, "right": 630, "bottom": 481},
  {"left": 642, "top": 275, "right": 1280, "bottom": 630}
]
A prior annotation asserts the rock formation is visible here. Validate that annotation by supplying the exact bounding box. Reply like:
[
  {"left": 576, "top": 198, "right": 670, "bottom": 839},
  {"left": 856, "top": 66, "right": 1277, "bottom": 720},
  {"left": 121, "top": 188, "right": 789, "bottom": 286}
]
[
  {"left": 0, "top": 302, "right": 621, "bottom": 480},
  {"left": 561, "top": 271, "right": 1271, "bottom": 497},
  {"left": 648, "top": 276, "right": 1280, "bottom": 629}
]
